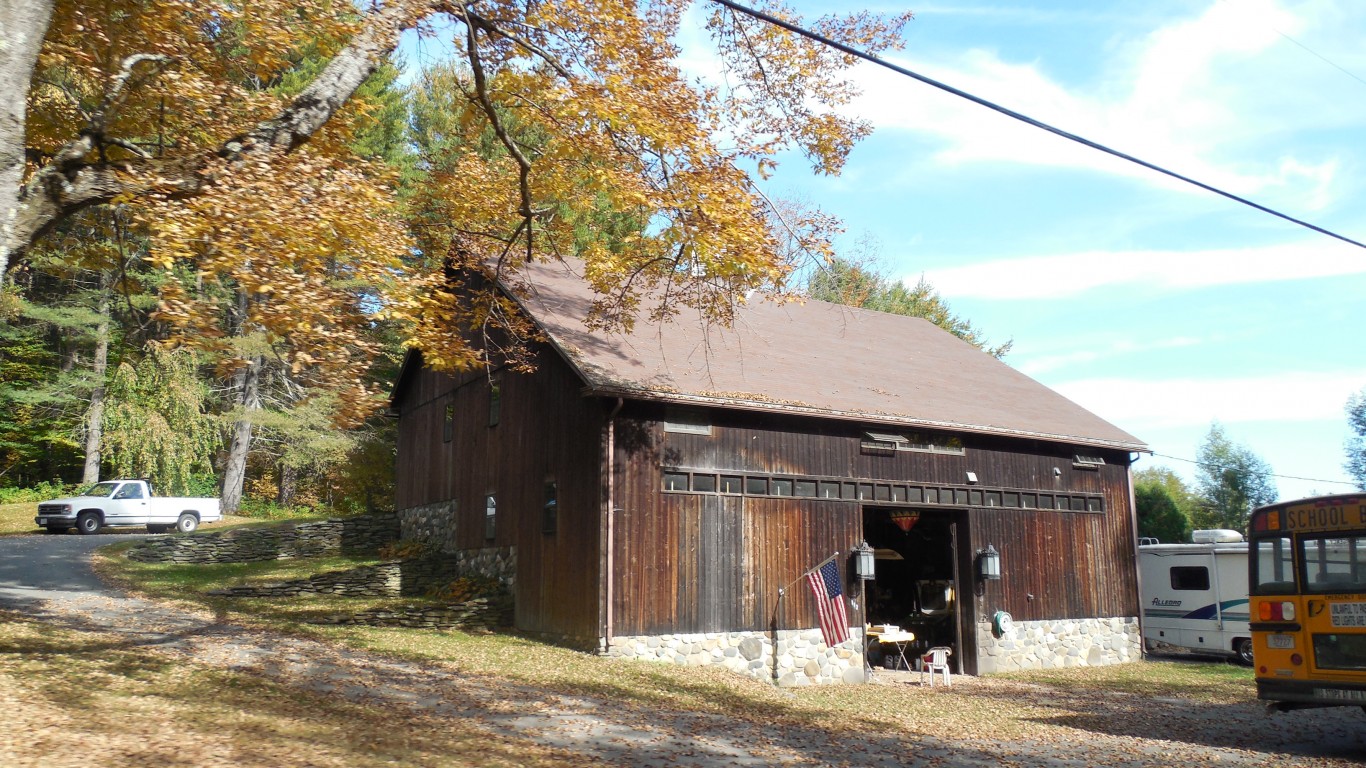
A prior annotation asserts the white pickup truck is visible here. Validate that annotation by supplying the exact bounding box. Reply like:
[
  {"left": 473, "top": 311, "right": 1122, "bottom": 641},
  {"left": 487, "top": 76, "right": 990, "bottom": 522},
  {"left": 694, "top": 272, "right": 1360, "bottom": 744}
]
[{"left": 35, "top": 479, "right": 222, "bottom": 535}]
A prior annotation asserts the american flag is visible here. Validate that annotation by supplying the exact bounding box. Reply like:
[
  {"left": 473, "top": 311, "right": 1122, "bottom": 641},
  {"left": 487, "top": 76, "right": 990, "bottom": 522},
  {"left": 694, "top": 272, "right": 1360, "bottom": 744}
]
[{"left": 805, "top": 558, "right": 850, "bottom": 647}]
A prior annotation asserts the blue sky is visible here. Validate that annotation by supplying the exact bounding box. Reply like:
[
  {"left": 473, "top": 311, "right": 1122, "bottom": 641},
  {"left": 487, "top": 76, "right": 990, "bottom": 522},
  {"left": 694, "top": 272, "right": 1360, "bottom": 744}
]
[
  {"left": 401, "top": 1, "right": 1366, "bottom": 500},
  {"left": 711, "top": 0, "right": 1366, "bottom": 500}
]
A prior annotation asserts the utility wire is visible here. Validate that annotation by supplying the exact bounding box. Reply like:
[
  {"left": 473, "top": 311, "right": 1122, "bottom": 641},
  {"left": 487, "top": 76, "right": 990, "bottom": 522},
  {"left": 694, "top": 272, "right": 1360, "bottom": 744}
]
[
  {"left": 1214, "top": 0, "right": 1366, "bottom": 92},
  {"left": 709, "top": 0, "right": 1366, "bottom": 252},
  {"left": 1148, "top": 451, "right": 1357, "bottom": 488}
]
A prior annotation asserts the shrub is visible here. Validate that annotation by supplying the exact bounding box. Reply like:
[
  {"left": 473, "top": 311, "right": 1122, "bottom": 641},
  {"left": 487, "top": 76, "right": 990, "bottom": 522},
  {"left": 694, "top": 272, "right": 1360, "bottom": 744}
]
[
  {"left": 427, "top": 575, "right": 503, "bottom": 603},
  {"left": 377, "top": 539, "right": 437, "bottom": 560},
  {"left": 236, "top": 497, "right": 322, "bottom": 521},
  {"left": 0, "top": 481, "right": 77, "bottom": 504}
]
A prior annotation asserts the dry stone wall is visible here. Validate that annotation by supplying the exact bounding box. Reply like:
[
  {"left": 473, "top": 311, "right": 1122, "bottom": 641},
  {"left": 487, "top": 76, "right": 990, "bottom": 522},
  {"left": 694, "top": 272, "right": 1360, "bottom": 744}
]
[{"left": 125, "top": 513, "right": 400, "bottom": 564}]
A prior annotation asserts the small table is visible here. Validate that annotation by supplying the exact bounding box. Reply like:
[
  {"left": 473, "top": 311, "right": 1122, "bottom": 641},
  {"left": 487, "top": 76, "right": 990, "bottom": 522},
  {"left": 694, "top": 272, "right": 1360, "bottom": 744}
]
[{"left": 867, "top": 629, "right": 917, "bottom": 671}]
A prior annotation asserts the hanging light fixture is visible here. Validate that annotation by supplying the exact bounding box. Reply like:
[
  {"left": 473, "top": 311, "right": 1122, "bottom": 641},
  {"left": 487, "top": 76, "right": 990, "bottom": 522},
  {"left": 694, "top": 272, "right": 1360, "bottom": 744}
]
[{"left": 888, "top": 509, "right": 920, "bottom": 533}]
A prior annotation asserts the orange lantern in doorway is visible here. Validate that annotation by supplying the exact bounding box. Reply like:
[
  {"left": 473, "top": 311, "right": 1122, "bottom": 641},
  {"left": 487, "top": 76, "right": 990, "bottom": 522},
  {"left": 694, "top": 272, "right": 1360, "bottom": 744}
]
[{"left": 889, "top": 509, "right": 920, "bottom": 533}]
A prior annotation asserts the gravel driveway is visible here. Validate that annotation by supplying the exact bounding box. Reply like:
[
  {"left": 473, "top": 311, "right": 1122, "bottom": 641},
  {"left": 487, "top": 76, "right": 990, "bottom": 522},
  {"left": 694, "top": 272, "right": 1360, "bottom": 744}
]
[{"left": 1, "top": 533, "right": 1362, "bottom": 767}]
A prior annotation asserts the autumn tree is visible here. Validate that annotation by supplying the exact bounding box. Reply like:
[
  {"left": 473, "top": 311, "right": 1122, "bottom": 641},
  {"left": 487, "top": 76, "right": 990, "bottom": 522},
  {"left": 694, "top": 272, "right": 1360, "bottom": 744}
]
[
  {"left": 102, "top": 346, "right": 218, "bottom": 494},
  {"left": 5, "top": 0, "right": 914, "bottom": 506},
  {"left": 1193, "top": 422, "right": 1278, "bottom": 532}
]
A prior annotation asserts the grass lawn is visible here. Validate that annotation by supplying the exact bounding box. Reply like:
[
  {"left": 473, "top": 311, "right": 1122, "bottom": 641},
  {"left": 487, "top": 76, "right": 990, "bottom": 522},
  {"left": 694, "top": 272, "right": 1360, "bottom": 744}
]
[
  {"left": 90, "top": 548, "right": 1262, "bottom": 747},
  {"left": 0, "top": 502, "right": 38, "bottom": 535},
  {"left": 0, "top": 611, "right": 596, "bottom": 768}
]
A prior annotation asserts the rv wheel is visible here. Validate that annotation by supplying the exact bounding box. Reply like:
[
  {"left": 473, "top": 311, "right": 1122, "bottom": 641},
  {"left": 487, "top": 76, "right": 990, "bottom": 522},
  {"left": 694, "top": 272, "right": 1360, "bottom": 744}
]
[{"left": 1234, "top": 638, "right": 1254, "bottom": 666}]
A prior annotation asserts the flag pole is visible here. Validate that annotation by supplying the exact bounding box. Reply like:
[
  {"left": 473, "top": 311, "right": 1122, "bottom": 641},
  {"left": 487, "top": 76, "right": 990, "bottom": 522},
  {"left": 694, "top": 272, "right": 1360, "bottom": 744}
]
[
  {"left": 774, "top": 550, "right": 840, "bottom": 685},
  {"left": 776, "top": 550, "right": 841, "bottom": 600}
]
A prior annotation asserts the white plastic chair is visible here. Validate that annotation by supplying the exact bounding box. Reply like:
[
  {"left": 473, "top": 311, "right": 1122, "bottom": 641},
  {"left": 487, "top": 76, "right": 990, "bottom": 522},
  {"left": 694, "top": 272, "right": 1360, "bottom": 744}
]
[{"left": 920, "top": 646, "right": 952, "bottom": 686}]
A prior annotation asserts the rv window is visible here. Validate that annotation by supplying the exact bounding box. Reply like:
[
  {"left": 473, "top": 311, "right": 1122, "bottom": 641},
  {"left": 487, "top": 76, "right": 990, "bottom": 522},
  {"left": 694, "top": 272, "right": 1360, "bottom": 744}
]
[{"left": 1170, "top": 566, "right": 1210, "bottom": 591}]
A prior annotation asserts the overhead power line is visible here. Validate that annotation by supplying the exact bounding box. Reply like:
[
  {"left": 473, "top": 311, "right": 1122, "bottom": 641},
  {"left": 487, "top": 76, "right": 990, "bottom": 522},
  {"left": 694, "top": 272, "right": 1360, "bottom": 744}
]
[
  {"left": 709, "top": 0, "right": 1366, "bottom": 252},
  {"left": 1148, "top": 451, "right": 1357, "bottom": 489}
]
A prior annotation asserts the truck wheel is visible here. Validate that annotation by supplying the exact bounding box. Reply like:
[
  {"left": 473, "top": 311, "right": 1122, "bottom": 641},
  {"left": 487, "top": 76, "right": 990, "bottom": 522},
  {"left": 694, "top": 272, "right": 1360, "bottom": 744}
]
[
  {"left": 76, "top": 512, "right": 101, "bottom": 535},
  {"left": 175, "top": 513, "right": 198, "bottom": 533},
  {"left": 1234, "top": 638, "right": 1254, "bottom": 666}
]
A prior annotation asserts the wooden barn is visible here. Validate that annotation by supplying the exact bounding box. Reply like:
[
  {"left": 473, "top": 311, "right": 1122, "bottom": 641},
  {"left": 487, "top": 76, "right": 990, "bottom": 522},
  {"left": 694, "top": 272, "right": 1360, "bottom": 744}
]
[{"left": 389, "top": 258, "right": 1149, "bottom": 684}]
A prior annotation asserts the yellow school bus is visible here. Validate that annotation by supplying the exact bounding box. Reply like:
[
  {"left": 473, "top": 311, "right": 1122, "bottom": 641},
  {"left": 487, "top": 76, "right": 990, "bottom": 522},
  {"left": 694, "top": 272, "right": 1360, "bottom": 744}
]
[{"left": 1248, "top": 494, "right": 1366, "bottom": 711}]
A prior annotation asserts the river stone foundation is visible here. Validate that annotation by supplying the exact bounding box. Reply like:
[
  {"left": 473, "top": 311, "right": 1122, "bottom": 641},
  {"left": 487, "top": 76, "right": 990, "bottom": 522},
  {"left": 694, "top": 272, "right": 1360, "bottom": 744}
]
[
  {"left": 604, "top": 628, "right": 866, "bottom": 686},
  {"left": 975, "top": 616, "right": 1141, "bottom": 674}
]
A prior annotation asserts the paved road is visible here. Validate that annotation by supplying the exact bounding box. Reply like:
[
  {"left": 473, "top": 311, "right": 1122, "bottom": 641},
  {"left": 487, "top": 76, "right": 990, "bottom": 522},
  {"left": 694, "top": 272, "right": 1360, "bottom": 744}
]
[
  {"left": 0, "top": 530, "right": 147, "bottom": 598},
  {"left": 1, "top": 532, "right": 1363, "bottom": 768}
]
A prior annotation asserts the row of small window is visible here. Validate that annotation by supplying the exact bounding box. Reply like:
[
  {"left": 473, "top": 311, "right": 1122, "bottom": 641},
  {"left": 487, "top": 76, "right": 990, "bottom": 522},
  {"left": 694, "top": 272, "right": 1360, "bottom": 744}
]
[
  {"left": 481, "top": 481, "right": 559, "bottom": 540},
  {"left": 661, "top": 470, "right": 1104, "bottom": 512}
]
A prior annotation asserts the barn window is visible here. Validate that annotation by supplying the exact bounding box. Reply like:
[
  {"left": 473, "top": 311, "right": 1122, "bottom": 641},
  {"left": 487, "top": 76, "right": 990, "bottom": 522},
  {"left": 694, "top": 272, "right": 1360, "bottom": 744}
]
[
  {"left": 443, "top": 402, "right": 455, "bottom": 442},
  {"left": 720, "top": 476, "right": 743, "bottom": 494},
  {"left": 905, "top": 433, "right": 965, "bottom": 455},
  {"left": 1073, "top": 454, "right": 1105, "bottom": 470},
  {"left": 663, "top": 472, "right": 689, "bottom": 491},
  {"left": 692, "top": 474, "right": 717, "bottom": 493},
  {"left": 794, "top": 480, "right": 817, "bottom": 497},
  {"left": 485, "top": 494, "right": 497, "bottom": 541},
  {"left": 663, "top": 408, "right": 711, "bottom": 435},
  {"left": 818, "top": 481, "right": 840, "bottom": 498},
  {"left": 745, "top": 477, "right": 768, "bottom": 495},
  {"left": 861, "top": 431, "right": 904, "bottom": 455},
  {"left": 771, "top": 478, "right": 793, "bottom": 496},
  {"left": 542, "top": 482, "right": 557, "bottom": 534},
  {"left": 1171, "top": 566, "right": 1210, "bottom": 591}
]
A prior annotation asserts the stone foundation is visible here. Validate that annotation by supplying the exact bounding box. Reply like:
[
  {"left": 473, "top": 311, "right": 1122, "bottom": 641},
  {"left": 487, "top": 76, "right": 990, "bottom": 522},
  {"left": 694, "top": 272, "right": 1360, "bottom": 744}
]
[
  {"left": 975, "top": 616, "right": 1141, "bottom": 674},
  {"left": 604, "top": 628, "right": 866, "bottom": 686},
  {"left": 397, "top": 500, "right": 459, "bottom": 552}
]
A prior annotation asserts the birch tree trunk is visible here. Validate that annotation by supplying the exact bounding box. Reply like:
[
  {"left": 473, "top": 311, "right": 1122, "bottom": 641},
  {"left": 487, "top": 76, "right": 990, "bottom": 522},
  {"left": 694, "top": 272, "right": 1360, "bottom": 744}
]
[
  {"left": 0, "top": 0, "right": 53, "bottom": 281},
  {"left": 81, "top": 272, "right": 111, "bottom": 484},
  {"left": 219, "top": 356, "right": 261, "bottom": 515}
]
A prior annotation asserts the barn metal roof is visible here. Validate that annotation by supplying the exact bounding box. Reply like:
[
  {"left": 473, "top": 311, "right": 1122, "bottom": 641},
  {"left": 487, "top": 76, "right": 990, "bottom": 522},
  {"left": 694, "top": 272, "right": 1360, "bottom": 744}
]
[{"left": 505, "top": 258, "right": 1148, "bottom": 452}]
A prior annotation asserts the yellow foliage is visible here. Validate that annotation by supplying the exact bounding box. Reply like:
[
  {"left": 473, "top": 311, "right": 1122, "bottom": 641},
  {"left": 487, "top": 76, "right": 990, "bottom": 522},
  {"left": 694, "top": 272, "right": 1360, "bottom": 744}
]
[{"left": 28, "top": 0, "right": 910, "bottom": 423}]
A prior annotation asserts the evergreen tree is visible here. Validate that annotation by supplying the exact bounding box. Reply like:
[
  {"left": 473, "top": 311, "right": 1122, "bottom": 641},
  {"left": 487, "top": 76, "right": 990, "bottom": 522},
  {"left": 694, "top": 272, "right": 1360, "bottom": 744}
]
[{"left": 806, "top": 256, "right": 1011, "bottom": 358}]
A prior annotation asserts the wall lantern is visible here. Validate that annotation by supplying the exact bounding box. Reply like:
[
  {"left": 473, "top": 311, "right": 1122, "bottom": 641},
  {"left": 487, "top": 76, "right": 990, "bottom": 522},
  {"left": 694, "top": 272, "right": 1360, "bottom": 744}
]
[
  {"left": 888, "top": 509, "right": 920, "bottom": 533},
  {"left": 853, "top": 540, "right": 877, "bottom": 581},
  {"left": 976, "top": 544, "right": 1001, "bottom": 581}
]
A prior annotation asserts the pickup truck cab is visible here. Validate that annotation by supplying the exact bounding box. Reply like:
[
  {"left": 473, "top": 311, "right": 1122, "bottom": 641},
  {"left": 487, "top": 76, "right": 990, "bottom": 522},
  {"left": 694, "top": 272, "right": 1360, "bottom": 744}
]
[{"left": 35, "top": 479, "right": 222, "bottom": 535}]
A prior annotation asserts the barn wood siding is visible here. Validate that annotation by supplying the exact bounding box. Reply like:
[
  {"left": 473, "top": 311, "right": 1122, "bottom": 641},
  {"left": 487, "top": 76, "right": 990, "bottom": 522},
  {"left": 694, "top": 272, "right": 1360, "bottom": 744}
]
[
  {"left": 612, "top": 404, "right": 1135, "bottom": 637},
  {"left": 393, "top": 349, "right": 603, "bottom": 641}
]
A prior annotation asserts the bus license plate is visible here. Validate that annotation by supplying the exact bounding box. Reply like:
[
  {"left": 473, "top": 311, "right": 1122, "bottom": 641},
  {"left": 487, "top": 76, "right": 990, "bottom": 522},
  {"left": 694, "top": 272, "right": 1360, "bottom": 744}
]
[
  {"left": 1330, "top": 602, "right": 1366, "bottom": 628},
  {"left": 1316, "top": 687, "right": 1366, "bottom": 702},
  {"left": 1267, "top": 634, "right": 1294, "bottom": 649}
]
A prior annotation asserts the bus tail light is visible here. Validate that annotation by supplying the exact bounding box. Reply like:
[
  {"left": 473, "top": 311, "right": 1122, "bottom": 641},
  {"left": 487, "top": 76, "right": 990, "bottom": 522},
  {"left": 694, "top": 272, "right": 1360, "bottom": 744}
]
[
  {"left": 1258, "top": 601, "right": 1296, "bottom": 621},
  {"left": 1290, "top": 653, "right": 1303, "bottom": 666}
]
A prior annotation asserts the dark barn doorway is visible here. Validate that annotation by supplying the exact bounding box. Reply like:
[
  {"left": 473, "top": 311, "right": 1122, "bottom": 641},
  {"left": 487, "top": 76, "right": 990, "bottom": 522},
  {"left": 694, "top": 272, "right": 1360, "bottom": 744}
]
[{"left": 862, "top": 507, "right": 963, "bottom": 671}]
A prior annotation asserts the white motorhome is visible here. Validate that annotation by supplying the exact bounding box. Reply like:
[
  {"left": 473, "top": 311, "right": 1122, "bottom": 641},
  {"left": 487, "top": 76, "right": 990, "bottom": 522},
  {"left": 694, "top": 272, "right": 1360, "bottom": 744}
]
[{"left": 1138, "top": 529, "right": 1252, "bottom": 664}]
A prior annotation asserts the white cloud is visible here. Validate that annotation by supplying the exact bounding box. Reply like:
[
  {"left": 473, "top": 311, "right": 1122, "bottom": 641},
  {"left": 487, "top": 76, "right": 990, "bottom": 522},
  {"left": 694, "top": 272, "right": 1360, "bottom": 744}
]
[
  {"left": 915, "top": 238, "right": 1366, "bottom": 299},
  {"left": 846, "top": 0, "right": 1348, "bottom": 204},
  {"left": 1052, "top": 371, "right": 1365, "bottom": 430},
  {"left": 1018, "top": 336, "right": 1204, "bottom": 377}
]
